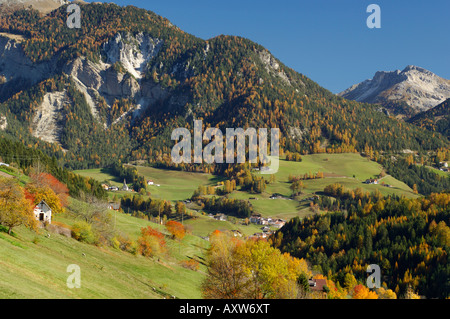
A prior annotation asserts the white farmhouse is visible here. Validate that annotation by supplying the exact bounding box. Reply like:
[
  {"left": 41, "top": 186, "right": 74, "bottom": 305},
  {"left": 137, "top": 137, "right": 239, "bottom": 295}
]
[{"left": 34, "top": 200, "right": 52, "bottom": 224}]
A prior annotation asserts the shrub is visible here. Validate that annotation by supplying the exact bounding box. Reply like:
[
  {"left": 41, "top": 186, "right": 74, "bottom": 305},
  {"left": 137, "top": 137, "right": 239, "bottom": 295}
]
[
  {"left": 137, "top": 226, "right": 166, "bottom": 257},
  {"left": 138, "top": 235, "right": 164, "bottom": 257},
  {"left": 71, "top": 221, "right": 96, "bottom": 244},
  {"left": 111, "top": 234, "right": 137, "bottom": 254},
  {"left": 180, "top": 259, "right": 200, "bottom": 271}
]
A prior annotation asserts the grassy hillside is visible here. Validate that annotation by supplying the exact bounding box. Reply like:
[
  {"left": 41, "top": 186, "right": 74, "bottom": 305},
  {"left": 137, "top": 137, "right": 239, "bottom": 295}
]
[
  {"left": 0, "top": 153, "right": 430, "bottom": 299},
  {"left": 263, "top": 153, "right": 417, "bottom": 197},
  {"left": 228, "top": 153, "right": 418, "bottom": 220},
  {"left": 0, "top": 209, "right": 208, "bottom": 299},
  {"left": 133, "top": 166, "right": 224, "bottom": 201},
  {"left": 74, "top": 166, "right": 224, "bottom": 202},
  {"left": 74, "top": 153, "right": 418, "bottom": 224}
]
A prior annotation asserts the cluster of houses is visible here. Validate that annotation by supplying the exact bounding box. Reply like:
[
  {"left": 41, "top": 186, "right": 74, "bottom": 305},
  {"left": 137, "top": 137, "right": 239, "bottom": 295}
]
[
  {"left": 248, "top": 231, "right": 271, "bottom": 240},
  {"left": 208, "top": 213, "right": 286, "bottom": 240},
  {"left": 363, "top": 178, "right": 378, "bottom": 185},
  {"left": 249, "top": 215, "right": 286, "bottom": 229},
  {"left": 101, "top": 178, "right": 160, "bottom": 193},
  {"left": 102, "top": 179, "right": 134, "bottom": 192},
  {"left": 210, "top": 213, "right": 286, "bottom": 229},
  {"left": 363, "top": 178, "right": 394, "bottom": 188},
  {"left": 248, "top": 216, "right": 286, "bottom": 239},
  {"left": 147, "top": 180, "right": 161, "bottom": 187}
]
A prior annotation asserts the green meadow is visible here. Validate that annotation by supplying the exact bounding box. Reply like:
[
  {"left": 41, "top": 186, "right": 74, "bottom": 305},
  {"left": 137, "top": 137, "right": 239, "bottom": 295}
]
[
  {"left": 0, "top": 209, "right": 208, "bottom": 299},
  {"left": 74, "top": 153, "right": 418, "bottom": 225},
  {"left": 261, "top": 153, "right": 418, "bottom": 200},
  {"left": 133, "top": 166, "right": 224, "bottom": 201}
]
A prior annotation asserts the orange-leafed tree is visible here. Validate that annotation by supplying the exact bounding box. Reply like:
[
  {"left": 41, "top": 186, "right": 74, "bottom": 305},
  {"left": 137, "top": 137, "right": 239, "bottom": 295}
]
[
  {"left": 137, "top": 226, "right": 166, "bottom": 257},
  {"left": 166, "top": 220, "right": 186, "bottom": 241},
  {"left": 25, "top": 184, "right": 65, "bottom": 215},
  {"left": 352, "top": 284, "right": 379, "bottom": 299},
  {"left": 30, "top": 172, "right": 69, "bottom": 207}
]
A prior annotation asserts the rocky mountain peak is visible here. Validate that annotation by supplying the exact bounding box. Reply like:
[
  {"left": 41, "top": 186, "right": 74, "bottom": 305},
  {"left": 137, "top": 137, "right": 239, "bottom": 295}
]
[{"left": 339, "top": 65, "right": 450, "bottom": 117}]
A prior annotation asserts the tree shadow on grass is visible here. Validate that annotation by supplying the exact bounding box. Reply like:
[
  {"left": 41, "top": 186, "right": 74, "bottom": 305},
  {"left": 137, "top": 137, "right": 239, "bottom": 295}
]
[{"left": 99, "top": 167, "right": 122, "bottom": 184}]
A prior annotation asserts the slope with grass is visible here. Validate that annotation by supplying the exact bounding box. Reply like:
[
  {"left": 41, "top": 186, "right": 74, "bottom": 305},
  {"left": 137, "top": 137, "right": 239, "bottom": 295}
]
[
  {"left": 0, "top": 209, "right": 208, "bottom": 299},
  {"left": 226, "top": 153, "right": 418, "bottom": 220},
  {"left": 133, "top": 166, "right": 225, "bottom": 202},
  {"left": 72, "top": 153, "right": 418, "bottom": 241}
]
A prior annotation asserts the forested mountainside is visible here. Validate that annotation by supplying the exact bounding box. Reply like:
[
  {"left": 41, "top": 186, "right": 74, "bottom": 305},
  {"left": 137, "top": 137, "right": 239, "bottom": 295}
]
[
  {"left": 408, "top": 99, "right": 450, "bottom": 140},
  {"left": 0, "top": 3, "right": 447, "bottom": 170},
  {"left": 273, "top": 190, "right": 450, "bottom": 299}
]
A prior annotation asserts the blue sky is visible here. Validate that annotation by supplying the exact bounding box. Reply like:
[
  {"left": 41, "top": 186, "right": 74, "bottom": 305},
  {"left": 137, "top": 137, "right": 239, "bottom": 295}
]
[{"left": 88, "top": 0, "right": 449, "bottom": 93}]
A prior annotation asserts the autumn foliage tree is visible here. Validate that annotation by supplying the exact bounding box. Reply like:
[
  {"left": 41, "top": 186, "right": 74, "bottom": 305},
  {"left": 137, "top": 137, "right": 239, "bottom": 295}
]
[
  {"left": 166, "top": 220, "right": 186, "bottom": 241},
  {"left": 202, "top": 231, "right": 312, "bottom": 299},
  {"left": 290, "top": 180, "right": 305, "bottom": 196},
  {"left": 30, "top": 172, "right": 69, "bottom": 207},
  {"left": 25, "top": 183, "right": 65, "bottom": 215},
  {"left": 137, "top": 226, "right": 166, "bottom": 257},
  {"left": 0, "top": 178, "right": 37, "bottom": 235},
  {"left": 352, "top": 284, "right": 379, "bottom": 299}
]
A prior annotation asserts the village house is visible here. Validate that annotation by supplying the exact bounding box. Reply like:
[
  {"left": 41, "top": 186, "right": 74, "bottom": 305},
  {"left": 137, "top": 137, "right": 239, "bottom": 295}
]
[
  {"left": 250, "top": 215, "right": 261, "bottom": 224},
  {"left": 269, "top": 218, "right": 286, "bottom": 229},
  {"left": 249, "top": 215, "right": 270, "bottom": 226},
  {"left": 0, "top": 162, "right": 10, "bottom": 167},
  {"left": 309, "top": 278, "right": 327, "bottom": 291},
  {"left": 34, "top": 200, "right": 52, "bottom": 224},
  {"left": 101, "top": 183, "right": 110, "bottom": 190},
  {"left": 249, "top": 232, "right": 268, "bottom": 240},
  {"left": 308, "top": 278, "right": 328, "bottom": 298},
  {"left": 364, "top": 178, "right": 378, "bottom": 185},
  {"left": 108, "top": 202, "right": 121, "bottom": 211},
  {"left": 214, "top": 213, "right": 227, "bottom": 221},
  {"left": 229, "top": 230, "right": 243, "bottom": 237},
  {"left": 147, "top": 180, "right": 154, "bottom": 185},
  {"left": 109, "top": 186, "right": 119, "bottom": 191}
]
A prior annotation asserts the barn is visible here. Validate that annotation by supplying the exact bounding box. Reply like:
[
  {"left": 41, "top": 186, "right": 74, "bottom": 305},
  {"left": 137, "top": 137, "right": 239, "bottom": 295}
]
[{"left": 34, "top": 200, "right": 52, "bottom": 224}]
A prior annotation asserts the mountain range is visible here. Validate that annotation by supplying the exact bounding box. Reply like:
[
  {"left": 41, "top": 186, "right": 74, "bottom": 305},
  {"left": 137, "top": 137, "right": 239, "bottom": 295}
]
[
  {"left": 0, "top": 1, "right": 447, "bottom": 169},
  {"left": 339, "top": 65, "right": 450, "bottom": 119}
]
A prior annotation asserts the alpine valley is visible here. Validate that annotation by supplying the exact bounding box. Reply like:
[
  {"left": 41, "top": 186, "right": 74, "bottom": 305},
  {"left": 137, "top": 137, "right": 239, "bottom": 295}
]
[{"left": 0, "top": 0, "right": 448, "bottom": 301}]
